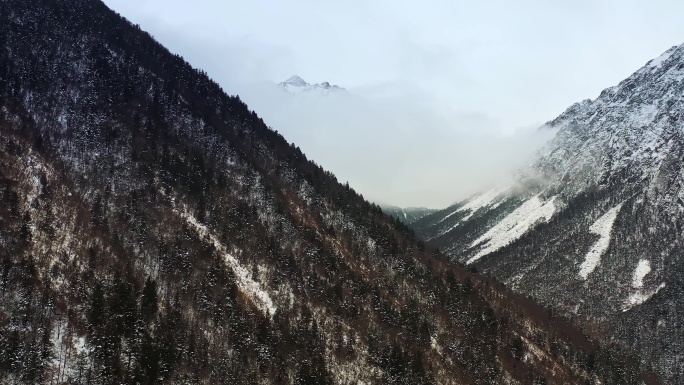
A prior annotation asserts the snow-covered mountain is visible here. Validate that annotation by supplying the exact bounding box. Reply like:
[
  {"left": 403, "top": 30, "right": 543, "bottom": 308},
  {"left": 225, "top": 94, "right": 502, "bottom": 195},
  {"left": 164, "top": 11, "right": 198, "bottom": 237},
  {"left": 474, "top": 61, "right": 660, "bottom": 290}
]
[
  {"left": 278, "top": 75, "right": 344, "bottom": 94},
  {"left": 412, "top": 43, "right": 684, "bottom": 383},
  {"left": 0, "top": 1, "right": 656, "bottom": 384}
]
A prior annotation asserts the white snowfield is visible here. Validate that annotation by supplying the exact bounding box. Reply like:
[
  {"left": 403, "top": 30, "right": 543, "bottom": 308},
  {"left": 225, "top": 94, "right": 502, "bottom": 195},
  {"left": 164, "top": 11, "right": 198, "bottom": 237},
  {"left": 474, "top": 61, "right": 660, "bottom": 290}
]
[
  {"left": 622, "top": 259, "right": 663, "bottom": 311},
  {"left": 632, "top": 259, "right": 651, "bottom": 288},
  {"left": 624, "top": 283, "right": 666, "bottom": 312},
  {"left": 457, "top": 185, "right": 509, "bottom": 215},
  {"left": 578, "top": 203, "right": 623, "bottom": 280},
  {"left": 467, "top": 195, "right": 557, "bottom": 264},
  {"left": 432, "top": 186, "right": 508, "bottom": 228},
  {"left": 178, "top": 206, "right": 277, "bottom": 317},
  {"left": 428, "top": 185, "right": 510, "bottom": 241}
]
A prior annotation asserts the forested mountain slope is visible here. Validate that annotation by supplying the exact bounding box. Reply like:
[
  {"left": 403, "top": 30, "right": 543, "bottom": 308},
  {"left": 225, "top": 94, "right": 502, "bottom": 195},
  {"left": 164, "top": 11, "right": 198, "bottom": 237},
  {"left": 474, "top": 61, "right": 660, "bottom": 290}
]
[
  {"left": 380, "top": 205, "right": 436, "bottom": 225},
  {"left": 413, "top": 43, "right": 684, "bottom": 383},
  {"left": 0, "top": 1, "right": 660, "bottom": 384}
]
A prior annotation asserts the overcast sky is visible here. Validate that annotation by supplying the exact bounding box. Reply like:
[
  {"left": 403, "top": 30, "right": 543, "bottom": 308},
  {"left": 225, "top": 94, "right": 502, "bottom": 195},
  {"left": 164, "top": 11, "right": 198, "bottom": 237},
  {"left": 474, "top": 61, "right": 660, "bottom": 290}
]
[{"left": 103, "top": 0, "right": 684, "bottom": 208}]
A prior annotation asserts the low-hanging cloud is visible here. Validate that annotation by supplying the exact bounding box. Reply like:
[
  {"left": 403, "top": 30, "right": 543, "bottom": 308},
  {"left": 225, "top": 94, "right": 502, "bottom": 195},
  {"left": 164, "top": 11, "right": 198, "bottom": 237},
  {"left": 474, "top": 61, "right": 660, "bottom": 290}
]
[
  {"left": 106, "top": 17, "right": 556, "bottom": 209},
  {"left": 233, "top": 79, "right": 556, "bottom": 208},
  {"left": 102, "top": 0, "right": 684, "bottom": 208},
  {"left": 104, "top": 3, "right": 560, "bottom": 209}
]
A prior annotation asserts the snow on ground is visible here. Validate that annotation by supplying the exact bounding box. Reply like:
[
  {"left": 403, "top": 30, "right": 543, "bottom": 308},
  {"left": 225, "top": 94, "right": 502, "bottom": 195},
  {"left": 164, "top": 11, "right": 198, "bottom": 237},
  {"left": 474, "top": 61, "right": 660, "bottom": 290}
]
[
  {"left": 622, "top": 259, "right": 662, "bottom": 311},
  {"left": 632, "top": 259, "right": 651, "bottom": 288},
  {"left": 457, "top": 185, "right": 510, "bottom": 214},
  {"left": 467, "top": 195, "right": 556, "bottom": 264},
  {"left": 433, "top": 207, "right": 463, "bottom": 226},
  {"left": 578, "top": 203, "right": 623, "bottom": 279},
  {"left": 430, "top": 334, "right": 444, "bottom": 356},
  {"left": 623, "top": 283, "right": 666, "bottom": 312},
  {"left": 648, "top": 47, "right": 676, "bottom": 69},
  {"left": 49, "top": 321, "right": 90, "bottom": 384},
  {"left": 178, "top": 206, "right": 277, "bottom": 317},
  {"left": 433, "top": 185, "right": 508, "bottom": 226},
  {"left": 429, "top": 185, "right": 509, "bottom": 240}
]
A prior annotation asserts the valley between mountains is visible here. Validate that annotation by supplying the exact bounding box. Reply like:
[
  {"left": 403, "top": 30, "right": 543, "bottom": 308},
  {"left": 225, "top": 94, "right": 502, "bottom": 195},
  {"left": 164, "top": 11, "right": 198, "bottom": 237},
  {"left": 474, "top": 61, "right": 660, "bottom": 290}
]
[{"left": 0, "top": 0, "right": 678, "bottom": 384}]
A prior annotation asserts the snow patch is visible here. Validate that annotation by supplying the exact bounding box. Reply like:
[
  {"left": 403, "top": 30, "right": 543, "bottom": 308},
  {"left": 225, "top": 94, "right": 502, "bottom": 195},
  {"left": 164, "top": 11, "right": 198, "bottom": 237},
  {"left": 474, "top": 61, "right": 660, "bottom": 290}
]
[
  {"left": 457, "top": 185, "right": 509, "bottom": 215},
  {"left": 623, "top": 283, "right": 666, "bottom": 312},
  {"left": 648, "top": 48, "right": 675, "bottom": 69},
  {"left": 433, "top": 207, "right": 462, "bottom": 226},
  {"left": 429, "top": 185, "right": 509, "bottom": 240},
  {"left": 623, "top": 260, "right": 661, "bottom": 311},
  {"left": 467, "top": 195, "right": 556, "bottom": 264},
  {"left": 49, "top": 322, "right": 90, "bottom": 384},
  {"left": 632, "top": 259, "right": 651, "bottom": 288},
  {"left": 578, "top": 203, "right": 623, "bottom": 279},
  {"left": 430, "top": 334, "right": 443, "bottom": 356},
  {"left": 179, "top": 206, "right": 277, "bottom": 317}
]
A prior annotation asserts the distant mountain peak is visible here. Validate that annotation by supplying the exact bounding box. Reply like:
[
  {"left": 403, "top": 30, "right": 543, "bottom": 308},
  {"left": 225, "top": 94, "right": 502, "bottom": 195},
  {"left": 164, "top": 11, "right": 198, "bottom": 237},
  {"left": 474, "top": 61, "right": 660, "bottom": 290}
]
[
  {"left": 0, "top": 2, "right": 664, "bottom": 383},
  {"left": 277, "top": 75, "right": 344, "bottom": 94},
  {"left": 281, "top": 74, "right": 307, "bottom": 87}
]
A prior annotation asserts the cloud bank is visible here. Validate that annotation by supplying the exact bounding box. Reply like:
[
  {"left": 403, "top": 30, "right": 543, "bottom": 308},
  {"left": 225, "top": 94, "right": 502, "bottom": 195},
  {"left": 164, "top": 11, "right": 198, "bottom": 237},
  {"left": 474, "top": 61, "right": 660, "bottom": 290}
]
[
  {"left": 233, "top": 79, "right": 556, "bottom": 208},
  {"left": 100, "top": 0, "right": 684, "bottom": 207}
]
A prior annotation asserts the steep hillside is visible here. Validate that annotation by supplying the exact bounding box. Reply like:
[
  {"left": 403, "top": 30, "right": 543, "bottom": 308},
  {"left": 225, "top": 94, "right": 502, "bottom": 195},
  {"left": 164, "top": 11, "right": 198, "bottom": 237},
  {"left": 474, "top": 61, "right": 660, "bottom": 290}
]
[
  {"left": 0, "top": 1, "right": 660, "bottom": 384},
  {"left": 381, "top": 205, "right": 437, "bottom": 224},
  {"left": 413, "top": 43, "right": 684, "bottom": 383}
]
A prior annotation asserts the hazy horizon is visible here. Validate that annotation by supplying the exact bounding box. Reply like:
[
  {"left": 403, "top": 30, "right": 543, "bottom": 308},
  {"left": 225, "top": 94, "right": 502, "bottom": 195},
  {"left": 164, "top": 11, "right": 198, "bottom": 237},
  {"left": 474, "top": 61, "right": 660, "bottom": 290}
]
[{"left": 102, "top": 0, "right": 684, "bottom": 208}]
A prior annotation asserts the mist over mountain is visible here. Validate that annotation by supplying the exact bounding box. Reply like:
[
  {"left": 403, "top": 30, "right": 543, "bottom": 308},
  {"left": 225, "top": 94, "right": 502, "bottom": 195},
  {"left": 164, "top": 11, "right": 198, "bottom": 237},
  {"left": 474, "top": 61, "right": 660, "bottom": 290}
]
[
  {"left": 228, "top": 74, "right": 556, "bottom": 208},
  {"left": 0, "top": 1, "right": 660, "bottom": 384},
  {"left": 412, "top": 43, "right": 684, "bottom": 383},
  {"left": 380, "top": 205, "right": 437, "bottom": 225},
  {"left": 100, "top": 0, "right": 684, "bottom": 209}
]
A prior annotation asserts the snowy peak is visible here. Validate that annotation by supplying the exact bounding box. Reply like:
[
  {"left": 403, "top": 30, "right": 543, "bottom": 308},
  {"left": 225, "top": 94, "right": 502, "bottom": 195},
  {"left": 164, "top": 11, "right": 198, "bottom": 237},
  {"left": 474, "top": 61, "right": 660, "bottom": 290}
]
[
  {"left": 278, "top": 75, "right": 344, "bottom": 94},
  {"left": 281, "top": 74, "right": 307, "bottom": 87}
]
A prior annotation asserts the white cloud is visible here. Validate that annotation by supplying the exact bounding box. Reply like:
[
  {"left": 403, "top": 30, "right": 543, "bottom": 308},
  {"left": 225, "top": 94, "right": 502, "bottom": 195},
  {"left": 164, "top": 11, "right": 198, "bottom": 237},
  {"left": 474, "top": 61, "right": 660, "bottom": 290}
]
[
  {"left": 102, "top": 0, "right": 684, "bottom": 207},
  {"left": 230, "top": 78, "right": 555, "bottom": 207}
]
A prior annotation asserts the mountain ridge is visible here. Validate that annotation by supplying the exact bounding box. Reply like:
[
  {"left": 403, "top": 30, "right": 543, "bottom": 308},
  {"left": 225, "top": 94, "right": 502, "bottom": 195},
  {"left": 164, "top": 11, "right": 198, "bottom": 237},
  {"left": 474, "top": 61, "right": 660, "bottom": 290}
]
[
  {"left": 412, "top": 42, "right": 684, "bottom": 383},
  {"left": 0, "top": 0, "right": 663, "bottom": 384}
]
